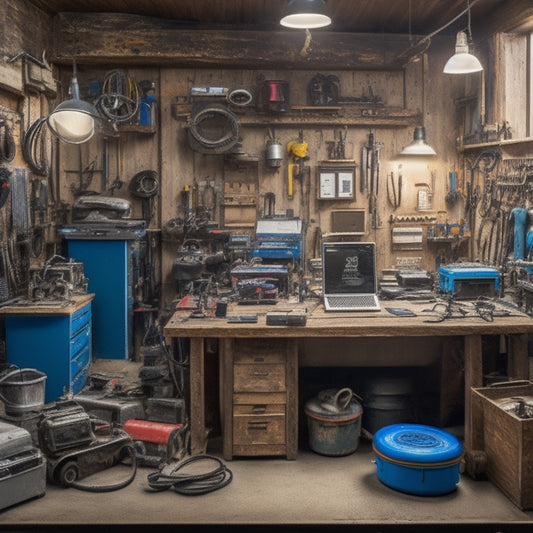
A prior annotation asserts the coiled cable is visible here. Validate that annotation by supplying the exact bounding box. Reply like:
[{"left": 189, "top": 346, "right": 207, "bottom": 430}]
[
  {"left": 146, "top": 455, "right": 233, "bottom": 495},
  {"left": 22, "top": 117, "right": 50, "bottom": 176}
]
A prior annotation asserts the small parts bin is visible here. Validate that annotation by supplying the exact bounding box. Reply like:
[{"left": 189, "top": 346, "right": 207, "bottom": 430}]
[
  {"left": 373, "top": 423, "right": 462, "bottom": 496},
  {"left": 304, "top": 388, "right": 363, "bottom": 456}
]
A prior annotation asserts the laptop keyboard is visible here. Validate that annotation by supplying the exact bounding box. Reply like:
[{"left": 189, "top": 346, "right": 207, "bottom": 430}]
[{"left": 326, "top": 295, "right": 379, "bottom": 309}]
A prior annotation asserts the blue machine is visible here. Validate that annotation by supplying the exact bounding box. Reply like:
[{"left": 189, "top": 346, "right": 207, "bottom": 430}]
[
  {"left": 251, "top": 218, "right": 302, "bottom": 260},
  {"left": 439, "top": 263, "right": 499, "bottom": 299}
]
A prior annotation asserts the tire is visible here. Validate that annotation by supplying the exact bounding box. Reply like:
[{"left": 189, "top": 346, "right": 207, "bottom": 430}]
[{"left": 59, "top": 461, "right": 79, "bottom": 487}]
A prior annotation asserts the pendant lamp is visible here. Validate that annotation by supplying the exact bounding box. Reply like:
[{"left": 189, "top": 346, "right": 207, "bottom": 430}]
[
  {"left": 280, "top": 0, "right": 331, "bottom": 29},
  {"left": 47, "top": 61, "right": 100, "bottom": 144},
  {"left": 400, "top": 126, "right": 436, "bottom": 156},
  {"left": 443, "top": 31, "right": 483, "bottom": 74}
]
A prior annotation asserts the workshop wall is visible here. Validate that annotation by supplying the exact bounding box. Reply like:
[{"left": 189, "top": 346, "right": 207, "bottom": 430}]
[
  {"left": 2, "top": 0, "right": 532, "bottom": 322},
  {"left": 50, "top": 40, "right": 469, "bottom": 314}
]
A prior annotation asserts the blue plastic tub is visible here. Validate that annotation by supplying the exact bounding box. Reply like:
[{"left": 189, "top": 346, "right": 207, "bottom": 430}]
[{"left": 372, "top": 423, "right": 462, "bottom": 496}]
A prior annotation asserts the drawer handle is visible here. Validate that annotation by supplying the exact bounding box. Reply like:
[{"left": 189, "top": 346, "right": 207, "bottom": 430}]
[
  {"left": 248, "top": 421, "right": 269, "bottom": 431},
  {"left": 254, "top": 357, "right": 265, "bottom": 362},
  {"left": 252, "top": 371, "right": 269, "bottom": 377},
  {"left": 252, "top": 405, "right": 267, "bottom": 413}
]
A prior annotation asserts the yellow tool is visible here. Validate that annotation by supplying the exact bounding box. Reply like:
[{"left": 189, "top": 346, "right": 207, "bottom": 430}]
[{"left": 287, "top": 163, "right": 297, "bottom": 199}]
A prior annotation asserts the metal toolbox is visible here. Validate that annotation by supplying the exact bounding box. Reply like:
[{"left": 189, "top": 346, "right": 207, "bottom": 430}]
[{"left": 0, "top": 421, "right": 46, "bottom": 511}]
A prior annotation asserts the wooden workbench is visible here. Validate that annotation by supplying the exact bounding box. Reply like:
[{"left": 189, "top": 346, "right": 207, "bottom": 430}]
[{"left": 164, "top": 299, "right": 533, "bottom": 459}]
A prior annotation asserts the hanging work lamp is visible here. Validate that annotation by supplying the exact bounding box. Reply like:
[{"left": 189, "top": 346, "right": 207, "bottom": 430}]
[
  {"left": 47, "top": 61, "right": 100, "bottom": 144},
  {"left": 443, "top": 30, "right": 483, "bottom": 74},
  {"left": 400, "top": 126, "right": 436, "bottom": 156},
  {"left": 280, "top": 0, "right": 331, "bottom": 29}
]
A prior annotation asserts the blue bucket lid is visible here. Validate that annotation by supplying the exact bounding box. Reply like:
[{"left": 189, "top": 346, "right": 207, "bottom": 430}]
[{"left": 373, "top": 424, "right": 462, "bottom": 464}]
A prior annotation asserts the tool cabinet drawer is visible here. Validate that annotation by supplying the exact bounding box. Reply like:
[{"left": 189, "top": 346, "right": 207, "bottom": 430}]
[
  {"left": 70, "top": 305, "right": 92, "bottom": 336},
  {"left": 234, "top": 364, "right": 286, "bottom": 392},
  {"left": 233, "top": 338, "right": 287, "bottom": 364},
  {"left": 233, "top": 393, "right": 286, "bottom": 416},
  {"left": 233, "top": 414, "right": 286, "bottom": 445}
]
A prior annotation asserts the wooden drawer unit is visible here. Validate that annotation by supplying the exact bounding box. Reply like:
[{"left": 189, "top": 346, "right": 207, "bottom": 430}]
[{"left": 221, "top": 338, "right": 298, "bottom": 460}]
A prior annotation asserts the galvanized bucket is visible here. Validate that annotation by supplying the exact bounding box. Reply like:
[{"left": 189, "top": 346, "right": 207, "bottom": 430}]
[
  {"left": 304, "top": 387, "right": 363, "bottom": 456},
  {"left": 0, "top": 367, "right": 47, "bottom": 416}
]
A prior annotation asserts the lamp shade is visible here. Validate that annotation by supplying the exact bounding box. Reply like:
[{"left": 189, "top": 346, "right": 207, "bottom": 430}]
[
  {"left": 280, "top": 0, "right": 331, "bottom": 29},
  {"left": 443, "top": 31, "right": 483, "bottom": 74},
  {"left": 47, "top": 69, "right": 99, "bottom": 144},
  {"left": 400, "top": 126, "right": 436, "bottom": 156}
]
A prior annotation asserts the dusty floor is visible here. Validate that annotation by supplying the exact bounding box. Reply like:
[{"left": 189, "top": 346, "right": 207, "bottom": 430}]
[{"left": 1, "top": 360, "right": 533, "bottom": 532}]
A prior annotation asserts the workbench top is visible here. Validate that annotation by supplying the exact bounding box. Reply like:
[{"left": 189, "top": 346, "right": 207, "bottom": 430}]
[
  {"left": 164, "top": 298, "right": 533, "bottom": 338},
  {"left": 0, "top": 294, "right": 95, "bottom": 316}
]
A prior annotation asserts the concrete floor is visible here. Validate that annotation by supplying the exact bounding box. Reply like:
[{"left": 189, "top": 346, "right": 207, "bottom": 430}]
[
  {"left": 2, "top": 359, "right": 533, "bottom": 532},
  {"left": 1, "top": 437, "right": 532, "bottom": 531}
]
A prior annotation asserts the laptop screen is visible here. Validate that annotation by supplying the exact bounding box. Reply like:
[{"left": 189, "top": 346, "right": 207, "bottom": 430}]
[{"left": 322, "top": 242, "right": 377, "bottom": 295}]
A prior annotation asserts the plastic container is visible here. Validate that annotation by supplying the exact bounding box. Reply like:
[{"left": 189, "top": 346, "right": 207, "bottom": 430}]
[
  {"left": 0, "top": 368, "right": 47, "bottom": 416},
  {"left": 372, "top": 423, "right": 462, "bottom": 495},
  {"left": 304, "top": 388, "right": 363, "bottom": 456}
]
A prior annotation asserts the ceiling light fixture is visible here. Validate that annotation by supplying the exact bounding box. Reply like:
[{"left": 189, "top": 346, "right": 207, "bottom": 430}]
[
  {"left": 280, "top": 0, "right": 331, "bottom": 29},
  {"left": 443, "top": 30, "right": 483, "bottom": 74},
  {"left": 443, "top": 0, "right": 483, "bottom": 74},
  {"left": 47, "top": 60, "right": 100, "bottom": 144},
  {"left": 400, "top": 126, "right": 436, "bottom": 156}
]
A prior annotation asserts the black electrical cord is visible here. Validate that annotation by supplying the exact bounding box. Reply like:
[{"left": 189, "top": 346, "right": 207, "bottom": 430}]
[
  {"left": 146, "top": 455, "right": 233, "bottom": 495},
  {"left": 68, "top": 443, "right": 138, "bottom": 493},
  {"left": 22, "top": 117, "right": 50, "bottom": 176}
]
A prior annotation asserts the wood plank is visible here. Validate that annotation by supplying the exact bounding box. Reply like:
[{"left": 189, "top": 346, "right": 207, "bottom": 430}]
[
  {"left": 220, "top": 338, "right": 234, "bottom": 461},
  {"left": 464, "top": 334, "right": 483, "bottom": 453},
  {"left": 189, "top": 337, "right": 207, "bottom": 455},
  {"left": 50, "top": 12, "right": 411, "bottom": 70}
]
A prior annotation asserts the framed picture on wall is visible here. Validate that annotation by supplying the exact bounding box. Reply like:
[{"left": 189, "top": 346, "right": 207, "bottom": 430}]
[{"left": 318, "top": 163, "right": 355, "bottom": 200}]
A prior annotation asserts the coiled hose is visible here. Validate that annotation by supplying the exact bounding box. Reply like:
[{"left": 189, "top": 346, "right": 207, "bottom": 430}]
[{"left": 146, "top": 455, "right": 233, "bottom": 495}]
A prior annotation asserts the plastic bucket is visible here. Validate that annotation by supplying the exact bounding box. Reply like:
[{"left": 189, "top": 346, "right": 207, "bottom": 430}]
[
  {"left": 0, "top": 367, "right": 47, "bottom": 416},
  {"left": 305, "top": 388, "right": 363, "bottom": 456}
]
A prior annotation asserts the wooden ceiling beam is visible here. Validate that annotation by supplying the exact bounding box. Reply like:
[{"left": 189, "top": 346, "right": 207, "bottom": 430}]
[{"left": 49, "top": 12, "right": 412, "bottom": 70}]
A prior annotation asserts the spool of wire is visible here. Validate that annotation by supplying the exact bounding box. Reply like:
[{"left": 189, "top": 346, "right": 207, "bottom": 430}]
[{"left": 96, "top": 69, "right": 140, "bottom": 124}]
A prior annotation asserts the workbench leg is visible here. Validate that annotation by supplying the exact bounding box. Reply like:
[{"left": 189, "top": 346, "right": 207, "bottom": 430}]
[
  {"left": 189, "top": 337, "right": 206, "bottom": 455},
  {"left": 220, "top": 338, "right": 234, "bottom": 461},
  {"left": 507, "top": 334, "right": 529, "bottom": 380},
  {"left": 464, "top": 335, "right": 483, "bottom": 454},
  {"left": 286, "top": 339, "right": 298, "bottom": 460}
]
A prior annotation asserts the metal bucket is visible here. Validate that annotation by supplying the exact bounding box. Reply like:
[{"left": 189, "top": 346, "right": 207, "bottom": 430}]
[
  {"left": 0, "top": 367, "right": 47, "bottom": 416},
  {"left": 362, "top": 376, "right": 415, "bottom": 435},
  {"left": 304, "top": 388, "right": 363, "bottom": 456}
]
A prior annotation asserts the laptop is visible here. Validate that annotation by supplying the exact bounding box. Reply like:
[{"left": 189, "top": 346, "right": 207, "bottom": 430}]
[{"left": 322, "top": 242, "right": 381, "bottom": 311}]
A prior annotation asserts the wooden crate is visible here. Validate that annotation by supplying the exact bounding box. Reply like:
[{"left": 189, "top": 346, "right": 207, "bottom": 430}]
[{"left": 472, "top": 382, "right": 533, "bottom": 510}]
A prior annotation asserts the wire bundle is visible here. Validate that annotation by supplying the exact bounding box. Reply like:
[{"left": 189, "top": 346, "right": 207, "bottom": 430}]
[{"left": 146, "top": 455, "right": 233, "bottom": 495}]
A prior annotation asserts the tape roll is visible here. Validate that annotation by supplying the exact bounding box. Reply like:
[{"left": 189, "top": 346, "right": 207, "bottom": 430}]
[{"left": 227, "top": 89, "right": 253, "bottom": 107}]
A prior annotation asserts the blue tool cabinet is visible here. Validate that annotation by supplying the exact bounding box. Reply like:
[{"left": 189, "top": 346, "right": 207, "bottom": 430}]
[
  {"left": 67, "top": 239, "right": 134, "bottom": 360},
  {"left": 3, "top": 296, "right": 93, "bottom": 403}
]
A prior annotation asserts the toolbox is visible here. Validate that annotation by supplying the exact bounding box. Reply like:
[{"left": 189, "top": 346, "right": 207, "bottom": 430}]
[
  {"left": 0, "top": 420, "right": 46, "bottom": 511},
  {"left": 438, "top": 263, "right": 499, "bottom": 298},
  {"left": 472, "top": 381, "right": 533, "bottom": 510}
]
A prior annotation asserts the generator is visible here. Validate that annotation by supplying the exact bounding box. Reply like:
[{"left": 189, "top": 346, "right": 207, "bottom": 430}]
[
  {"left": 0, "top": 421, "right": 46, "bottom": 511},
  {"left": 123, "top": 419, "right": 189, "bottom": 467}
]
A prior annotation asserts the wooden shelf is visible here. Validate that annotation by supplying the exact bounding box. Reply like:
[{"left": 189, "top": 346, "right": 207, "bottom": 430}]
[
  {"left": 459, "top": 137, "right": 533, "bottom": 151},
  {"left": 118, "top": 124, "right": 156, "bottom": 135}
]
